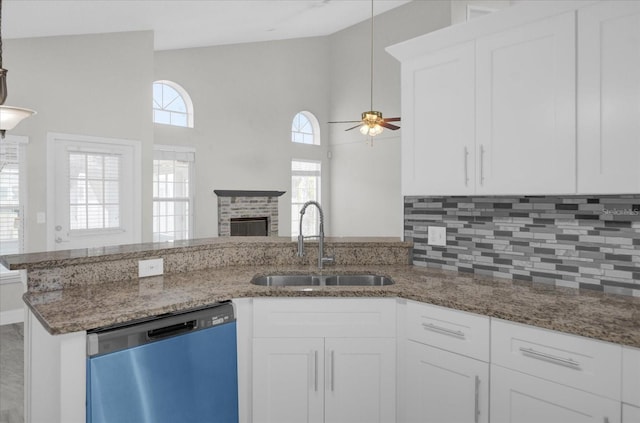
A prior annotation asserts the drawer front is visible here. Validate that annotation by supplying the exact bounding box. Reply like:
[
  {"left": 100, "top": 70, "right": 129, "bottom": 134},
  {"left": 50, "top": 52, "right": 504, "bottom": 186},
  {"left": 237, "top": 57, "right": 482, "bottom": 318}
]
[
  {"left": 491, "top": 318, "right": 622, "bottom": 400},
  {"left": 253, "top": 298, "right": 396, "bottom": 338},
  {"left": 406, "top": 300, "right": 490, "bottom": 362},
  {"left": 623, "top": 346, "right": 640, "bottom": 407}
]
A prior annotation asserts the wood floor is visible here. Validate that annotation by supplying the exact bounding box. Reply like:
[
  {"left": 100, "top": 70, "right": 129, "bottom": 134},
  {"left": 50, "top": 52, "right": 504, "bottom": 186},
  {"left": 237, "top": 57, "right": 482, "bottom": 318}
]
[{"left": 0, "top": 323, "right": 23, "bottom": 423}]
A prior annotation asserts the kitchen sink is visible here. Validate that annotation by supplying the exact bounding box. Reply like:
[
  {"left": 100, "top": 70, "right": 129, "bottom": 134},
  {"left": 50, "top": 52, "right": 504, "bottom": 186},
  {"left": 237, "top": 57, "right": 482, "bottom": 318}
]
[{"left": 250, "top": 274, "right": 394, "bottom": 287}]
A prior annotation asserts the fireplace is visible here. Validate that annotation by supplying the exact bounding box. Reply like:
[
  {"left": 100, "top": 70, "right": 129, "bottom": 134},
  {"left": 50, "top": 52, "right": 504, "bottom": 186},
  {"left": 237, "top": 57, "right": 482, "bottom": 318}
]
[
  {"left": 230, "top": 217, "right": 269, "bottom": 236},
  {"left": 215, "top": 190, "right": 285, "bottom": 237}
]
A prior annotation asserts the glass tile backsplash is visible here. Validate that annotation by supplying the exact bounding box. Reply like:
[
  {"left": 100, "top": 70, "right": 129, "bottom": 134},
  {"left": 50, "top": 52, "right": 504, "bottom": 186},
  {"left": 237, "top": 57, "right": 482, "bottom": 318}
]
[{"left": 404, "top": 195, "right": 640, "bottom": 296}]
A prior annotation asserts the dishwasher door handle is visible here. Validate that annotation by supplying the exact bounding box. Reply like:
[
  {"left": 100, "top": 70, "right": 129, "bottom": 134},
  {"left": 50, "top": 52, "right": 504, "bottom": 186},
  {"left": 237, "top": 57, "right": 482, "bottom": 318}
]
[{"left": 147, "top": 320, "right": 197, "bottom": 340}]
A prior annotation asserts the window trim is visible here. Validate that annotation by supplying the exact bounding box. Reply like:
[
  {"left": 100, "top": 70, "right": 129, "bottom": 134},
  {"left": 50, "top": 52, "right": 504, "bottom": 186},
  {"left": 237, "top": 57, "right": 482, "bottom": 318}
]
[
  {"left": 291, "top": 159, "right": 322, "bottom": 237},
  {"left": 152, "top": 145, "right": 196, "bottom": 242},
  {"left": 153, "top": 80, "right": 195, "bottom": 128},
  {"left": 0, "top": 135, "right": 28, "bottom": 285},
  {"left": 291, "top": 111, "right": 321, "bottom": 146}
]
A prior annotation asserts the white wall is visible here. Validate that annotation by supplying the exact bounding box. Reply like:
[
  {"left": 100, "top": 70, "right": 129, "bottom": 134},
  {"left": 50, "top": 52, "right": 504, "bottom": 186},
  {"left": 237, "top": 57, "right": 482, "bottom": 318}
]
[
  {"left": 1, "top": 31, "right": 154, "bottom": 316},
  {"left": 327, "top": 1, "right": 451, "bottom": 237},
  {"left": 153, "top": 37, "right": 330, "bottom": 237}
]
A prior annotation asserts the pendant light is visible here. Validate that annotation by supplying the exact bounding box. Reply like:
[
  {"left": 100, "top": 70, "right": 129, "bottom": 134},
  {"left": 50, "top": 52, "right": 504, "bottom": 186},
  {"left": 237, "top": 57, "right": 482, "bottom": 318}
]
[{"left": 0, "top": 0, "right": 36, "bottom": 138}]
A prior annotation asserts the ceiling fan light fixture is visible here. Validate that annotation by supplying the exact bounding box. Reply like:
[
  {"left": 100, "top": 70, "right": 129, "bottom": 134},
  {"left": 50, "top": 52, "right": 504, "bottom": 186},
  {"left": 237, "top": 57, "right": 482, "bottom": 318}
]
[{"left": 359, "top": 110, "right": 384, "bottom": 136}]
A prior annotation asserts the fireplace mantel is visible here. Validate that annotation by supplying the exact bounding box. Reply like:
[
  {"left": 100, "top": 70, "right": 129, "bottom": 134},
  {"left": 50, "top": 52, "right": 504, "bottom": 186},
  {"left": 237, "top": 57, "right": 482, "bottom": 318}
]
[{"left": 214, "top": 190, "right": 286, "bottom": 197}]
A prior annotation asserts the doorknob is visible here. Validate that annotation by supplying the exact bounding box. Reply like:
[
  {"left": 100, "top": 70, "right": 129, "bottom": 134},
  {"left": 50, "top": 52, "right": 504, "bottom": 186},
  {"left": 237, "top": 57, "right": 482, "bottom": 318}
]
[{"left": 55, "top": 225, "right": 62, "bottom": 231}]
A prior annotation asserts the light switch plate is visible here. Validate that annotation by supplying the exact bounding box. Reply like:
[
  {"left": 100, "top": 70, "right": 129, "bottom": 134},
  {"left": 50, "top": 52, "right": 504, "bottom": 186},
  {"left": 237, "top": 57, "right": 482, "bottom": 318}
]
[
  {"left": 428, "top": 226, "right": 447, "bottom": 246},
  {"left": 138, "top": 258, "right": 164, "bottom": 278}
]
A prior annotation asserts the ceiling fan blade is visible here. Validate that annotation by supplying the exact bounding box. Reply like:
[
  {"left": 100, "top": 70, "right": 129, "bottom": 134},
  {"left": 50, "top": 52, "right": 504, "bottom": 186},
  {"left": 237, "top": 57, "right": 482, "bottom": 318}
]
[
  {"left": 328, "top": 120, "right": 361, "bottom": 124},
  {"left": 384, "top": 117, "right": 401, "bottom": 122},
  {"left": 381, "top": 122, "right": 401, "bottom": 130},
  {"left": 345, "top": 124, "right": 363, "bottom": 131}
]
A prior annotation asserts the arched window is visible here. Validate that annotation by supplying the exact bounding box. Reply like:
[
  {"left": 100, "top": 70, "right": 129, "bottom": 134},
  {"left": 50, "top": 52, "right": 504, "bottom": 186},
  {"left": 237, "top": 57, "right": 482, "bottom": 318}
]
[
  {"left": 153, "top": 80, "right": 194, "bottom": 128},
  {"left": 291, "top": 111, "right": 320, "bottom": 145}
]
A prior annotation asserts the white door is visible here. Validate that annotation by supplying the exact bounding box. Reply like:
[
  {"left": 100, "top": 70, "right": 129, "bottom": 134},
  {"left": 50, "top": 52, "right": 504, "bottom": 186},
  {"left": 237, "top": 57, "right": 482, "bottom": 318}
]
[
  {"left": 402, "top": 41, "right": 476, "bottom": 196},
  {"left": 324, "top": 338, "right": 396, "bottom": 423},
  {"left": 403, "top": 341, "right": 489, "bottom": 423},
  {"left": 475, "top": 12, "right": 576, "bottom": 195},
  {"left": 577, "top": 1, "right": 640, "bottom": 194},
  {"left": 252, "top": 337, "right": 324, "bottom": 423},
  {"left": 490, "top": 365, "right": 620, "bottom": 423},
  {"left": 47, "top": 133, "right": 141, "bottom": 250}
]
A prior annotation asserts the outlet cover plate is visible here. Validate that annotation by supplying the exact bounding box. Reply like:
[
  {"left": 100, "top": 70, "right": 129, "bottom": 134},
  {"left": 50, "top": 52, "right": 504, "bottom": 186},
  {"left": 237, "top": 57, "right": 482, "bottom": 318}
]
[
  {"left": 428, "top": 226, "right": 447, "bottom": 246},
  {"left": 138, "top": 258, "right": 164, "bottom": 278}
]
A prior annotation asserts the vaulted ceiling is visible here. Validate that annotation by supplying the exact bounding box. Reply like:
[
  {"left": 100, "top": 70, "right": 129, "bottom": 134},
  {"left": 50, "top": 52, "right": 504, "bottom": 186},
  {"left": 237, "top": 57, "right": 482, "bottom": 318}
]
[{"left": 4, "top": 0, "right": 412, "bottom": 50}]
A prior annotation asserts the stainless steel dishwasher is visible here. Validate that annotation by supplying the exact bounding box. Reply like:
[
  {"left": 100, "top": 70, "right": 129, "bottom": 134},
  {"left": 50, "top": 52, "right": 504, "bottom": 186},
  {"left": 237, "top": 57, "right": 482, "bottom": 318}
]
[{"left": 86, "top": 302, "right": 238, "bottom": 423}]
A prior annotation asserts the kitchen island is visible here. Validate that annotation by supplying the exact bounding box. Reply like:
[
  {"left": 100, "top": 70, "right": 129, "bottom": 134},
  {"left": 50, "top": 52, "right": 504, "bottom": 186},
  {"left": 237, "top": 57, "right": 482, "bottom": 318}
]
[{"left": 3, "top": 237, "right": 640, "bottom": 423}]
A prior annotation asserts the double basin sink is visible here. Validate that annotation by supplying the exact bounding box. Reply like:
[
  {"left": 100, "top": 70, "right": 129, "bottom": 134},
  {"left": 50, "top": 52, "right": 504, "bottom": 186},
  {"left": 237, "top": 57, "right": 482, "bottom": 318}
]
[{"left": 251, "top": 274, "right": 394, "bottom": 287}]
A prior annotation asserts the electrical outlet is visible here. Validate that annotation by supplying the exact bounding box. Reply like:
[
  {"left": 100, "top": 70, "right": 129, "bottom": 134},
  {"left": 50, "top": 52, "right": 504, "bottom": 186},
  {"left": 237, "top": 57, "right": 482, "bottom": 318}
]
[
  {"left": 138, "top": 258, "right": 164, "bottom": 278},
  {"left": 428, "top": 226, "right": 447, "bottom": 246}
]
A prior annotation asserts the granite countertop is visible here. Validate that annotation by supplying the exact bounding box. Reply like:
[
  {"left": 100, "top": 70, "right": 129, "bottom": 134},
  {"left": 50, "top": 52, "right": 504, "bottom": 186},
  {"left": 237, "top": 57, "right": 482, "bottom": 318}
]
[
  {"left": 23, "top": 263, "right": 640, "bottom": 348},
  {"left": 1, "top": 237, "right": 409, "bottom": 270}
]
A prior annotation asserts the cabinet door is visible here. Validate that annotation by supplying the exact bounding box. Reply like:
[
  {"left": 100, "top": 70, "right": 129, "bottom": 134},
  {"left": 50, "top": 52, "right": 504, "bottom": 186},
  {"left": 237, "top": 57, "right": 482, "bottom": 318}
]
[
  {"left": 476, "top": 12, "right": 576, "bottom": 195},
  {"left": 623, "top": 404, "right": 640, "bottom": 423},
  {"left": 491, "top": 365, "right": 621, "bottom": 423},
  {"left": 402, "top": 341, "right": 489, "bottom": 423},
  {"left": 577, "top": 1, "right": 640, "bottom": 194},
  {"left": 324, "top": 338, "right": 396, "bottom": 423},
  {"left": 253, "top": 338, "right": 324, "bottom": 423},
  {"left": 401, "top": 42, "right": 475, "bottom": 196}
]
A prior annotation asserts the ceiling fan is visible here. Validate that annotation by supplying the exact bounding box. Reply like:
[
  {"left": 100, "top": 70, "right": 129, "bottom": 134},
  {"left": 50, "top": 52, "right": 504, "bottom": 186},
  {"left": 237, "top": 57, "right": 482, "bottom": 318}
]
[{"left": 329, "top": 0, "right": 401, "bottom": 137}]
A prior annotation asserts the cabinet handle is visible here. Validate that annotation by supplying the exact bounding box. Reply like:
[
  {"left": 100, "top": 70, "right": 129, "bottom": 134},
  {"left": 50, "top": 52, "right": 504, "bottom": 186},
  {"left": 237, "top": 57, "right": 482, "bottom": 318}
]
[
  {"left": 422, "top": 322, "right": 466, "bottom": 339},
  {"left": 330, "top": 350, "right": 335, "bottom": 392},
  {"left": 479, "top": 145, "right": 485, "bottom": 186},
  {"left": 474, "top": 376, "right": 480, "bottom": 423},
  {"left": 519, "top": 347, "right": 581, "bottom": 370},
  {"left": 464, "top": 146, "right": 470, "bottom": 187},
  {"left": 314, "top": 350, "right": 318, "bottom": 392}
]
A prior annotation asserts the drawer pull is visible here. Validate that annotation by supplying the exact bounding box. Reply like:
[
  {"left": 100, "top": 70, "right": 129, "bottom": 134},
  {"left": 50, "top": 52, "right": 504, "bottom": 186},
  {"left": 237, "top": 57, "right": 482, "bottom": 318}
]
[
  {"left": 474, "top": 375, "right": 480, "bottom": 423},
  {"left": 314, "top": 350, "right": 318, "bottom": 392},
  {"left": 422, "top": 323, "right": 466, "bottom": 339},
  {"left": 519, "top": 347, "right": 581, "bottom": 370}
]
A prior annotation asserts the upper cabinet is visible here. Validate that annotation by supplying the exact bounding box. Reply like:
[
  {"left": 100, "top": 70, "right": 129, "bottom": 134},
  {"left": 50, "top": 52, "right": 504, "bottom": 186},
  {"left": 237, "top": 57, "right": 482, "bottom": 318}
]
[
  {"left": 401, "top": 42, "right": 475, "bottom": 195},
  {"left": 475, "top": 12, "right": 576, "bottom": 195},
  {"left": 388, "top": 1, "right": 640, "bottom": 196},
  {"left": 577, "top": 1, "right": 640, "bottom": 194}
]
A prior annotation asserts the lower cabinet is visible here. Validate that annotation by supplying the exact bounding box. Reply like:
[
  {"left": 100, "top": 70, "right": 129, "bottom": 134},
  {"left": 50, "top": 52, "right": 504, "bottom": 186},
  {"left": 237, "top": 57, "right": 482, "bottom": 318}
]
[
  {"left": 253, "top": 337, "right": 396, "bottom": 423},
  {"left": 402, "top": 340, "right": 489, "bottom": 423},
  {"left": 490, "top": 365, "right": 621, "bottom": 423},
  {"left": 623, "top": 404, "right": 640, "bottom": 423}
]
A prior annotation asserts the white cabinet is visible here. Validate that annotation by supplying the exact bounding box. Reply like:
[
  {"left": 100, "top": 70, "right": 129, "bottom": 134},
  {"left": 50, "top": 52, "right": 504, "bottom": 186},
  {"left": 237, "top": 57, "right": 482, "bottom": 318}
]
[
  {"left": 403, "top": 341, "right": 488, "bottom": 423},
  {"left": 324, "top": 338, "right": 396, "bottom": 423},
  {"left": 399, "top": 300, "right": 490, "bottom": 423},
  {"left": 253, "top": 338, "right": 324, "bottom": 423},
  {"left": 393, "top": 6, "right": 576, "bottom": 196},
  {"left": 491, "top": 319, "right": 622, "bottom": 400},
  {"left": 401, "top": 41, "right": 475, "bottom": 195},
  {"left": 491, "top": 318, "right": 623, "bottom": 423},
  {"left": 624, "top": 405, "right": 640, "bottom": 423},
  {"left": 623, "top": 346, "right": 640, "bottom": 408},
  {"left": 475, "top": 12, "right": 576, "bottom": 195},
  {"left": 252, "top": 299, "right": 396, "bottom": 423},
  {"left": 491, "top": 365, "right": 621, "bottom": 423},
  {"left": 577, "top": 1, "right": 640, "bottom": 194}
]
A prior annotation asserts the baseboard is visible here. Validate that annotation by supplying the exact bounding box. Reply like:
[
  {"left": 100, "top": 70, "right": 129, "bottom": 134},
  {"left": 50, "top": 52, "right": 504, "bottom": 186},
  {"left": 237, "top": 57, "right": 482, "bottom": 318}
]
[{"left": 0, "top": 308, "right": 24, "bottom": 325}]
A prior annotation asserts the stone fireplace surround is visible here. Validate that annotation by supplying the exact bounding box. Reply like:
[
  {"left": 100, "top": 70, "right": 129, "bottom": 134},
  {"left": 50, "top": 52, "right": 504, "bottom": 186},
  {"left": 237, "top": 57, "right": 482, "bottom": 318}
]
[{"left": 215, "top": 190, "right": 285, "bottom": 237}]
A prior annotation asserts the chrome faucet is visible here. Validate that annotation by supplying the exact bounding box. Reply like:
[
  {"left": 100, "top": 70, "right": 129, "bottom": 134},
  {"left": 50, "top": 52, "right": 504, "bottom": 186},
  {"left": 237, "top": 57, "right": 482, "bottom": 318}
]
[{"left": 297, "top": 201, "right": 334, "bottom": 269}]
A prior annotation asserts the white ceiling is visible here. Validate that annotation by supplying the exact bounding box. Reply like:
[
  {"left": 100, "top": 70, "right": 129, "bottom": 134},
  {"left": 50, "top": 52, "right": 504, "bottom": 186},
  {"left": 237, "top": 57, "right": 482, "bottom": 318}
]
[{"left": 3, "top": 0, "right": 413, "bottom": 51}]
